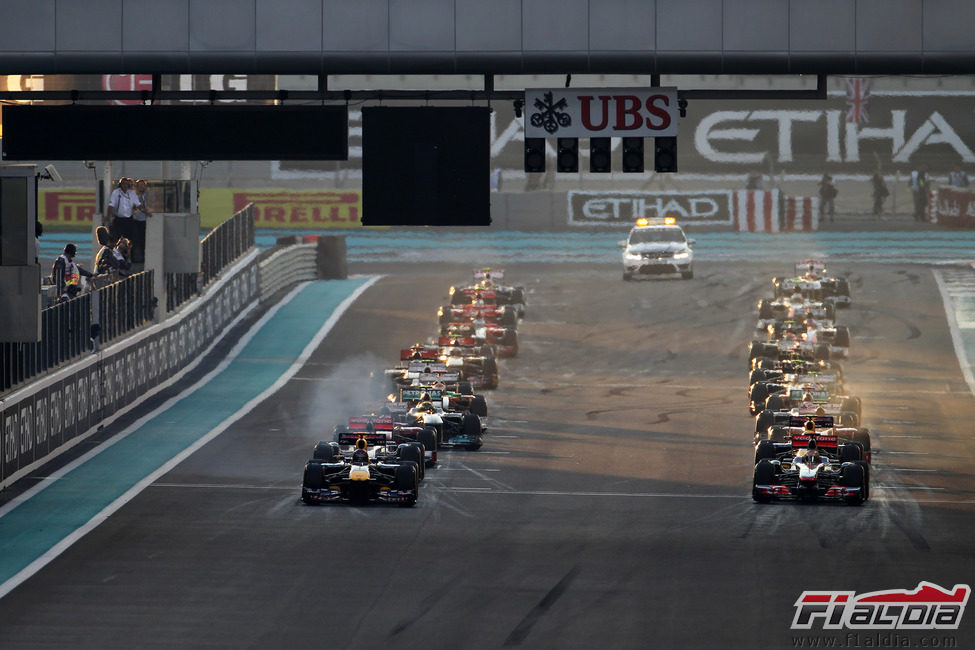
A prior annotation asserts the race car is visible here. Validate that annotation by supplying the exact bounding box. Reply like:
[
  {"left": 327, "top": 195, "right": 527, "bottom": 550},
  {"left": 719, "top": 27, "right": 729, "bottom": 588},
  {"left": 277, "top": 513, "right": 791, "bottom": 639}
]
[
  {"left": 772, "top": 259, "right": 852, "bottom": 308},
  {"left": 385, "top": 358, "right": 463, "bottom": 391},
  {"left": 748, "top": 369, "right": 849, "bottom": 416},
  {"left": 754, "top": 413, "right": 871, "bottom": 464},
  {"left": 620, "top": 217, "right": 694, "bottom": 281},
  {"left": 753, "top": 319, "right": 851, "bottom": 361},
  {"left": 333, "top": 415, "right": 438, "bottom": 469},
  {"left": 439, "top": 340, "right": 499, "bottom": 389},
  {"left": 400, "top": 392, "right": 484, "bottom": 450},
  {"left": 300, "top": 436, "right": 420, "bottom": 507},
  {"left": 757, "top": 295, "right": 836, "bottom": 325},
  {"left": 752, "top": 418, "right": 869, "bottom": 505},
  {"left": 449, "top": 268, "right": 526, "bottom": 316},
  {"left": 438, "top": 302, "right": 519, "bottom": 329},
  {"left": 753, "top": 385, "right": 862, "bottom": 433},
  {"left": 440, "top": 322, "right": 518, "bottom": 358}
]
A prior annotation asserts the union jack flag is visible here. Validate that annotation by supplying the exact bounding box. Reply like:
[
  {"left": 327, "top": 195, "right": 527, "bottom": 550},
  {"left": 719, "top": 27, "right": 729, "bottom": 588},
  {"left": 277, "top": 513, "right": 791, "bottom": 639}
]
[{"left": 845, "top": 78, "right": 870, "bottom": 125}]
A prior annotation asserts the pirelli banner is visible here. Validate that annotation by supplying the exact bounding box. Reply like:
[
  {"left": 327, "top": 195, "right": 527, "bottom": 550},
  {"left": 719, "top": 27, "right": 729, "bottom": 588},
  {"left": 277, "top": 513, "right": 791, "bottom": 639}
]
[
  {"left": 1, "top": 254, "right": 259, "bottom": 488},
  {"left": 40, "top": 188, "right": 363, "bottom": 229}
]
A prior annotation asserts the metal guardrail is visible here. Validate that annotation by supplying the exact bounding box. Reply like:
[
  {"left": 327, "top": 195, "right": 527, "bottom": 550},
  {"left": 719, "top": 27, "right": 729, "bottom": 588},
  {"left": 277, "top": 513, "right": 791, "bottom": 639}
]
[
  {"left": 258, "top": 243, "right": 318, "bottom": 303},
  {"left": 0, "top": 270, "right": 154, "bottom": 395},
  {"left": 201, "top": 204, "right": 255, "bottom": 287}
]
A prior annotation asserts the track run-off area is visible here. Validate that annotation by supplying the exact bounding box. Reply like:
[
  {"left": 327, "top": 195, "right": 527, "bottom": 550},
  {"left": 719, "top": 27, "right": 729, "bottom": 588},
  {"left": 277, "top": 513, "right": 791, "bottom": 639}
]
[{"left": 4, "top": 231, "right": 975, "bottom": 649}]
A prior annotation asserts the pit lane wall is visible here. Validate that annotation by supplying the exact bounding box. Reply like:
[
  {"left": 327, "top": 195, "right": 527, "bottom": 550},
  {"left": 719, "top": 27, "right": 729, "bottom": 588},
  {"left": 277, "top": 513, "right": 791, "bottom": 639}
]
[{"left": 0, "top": 251, "right": 260, "bottom": 490}]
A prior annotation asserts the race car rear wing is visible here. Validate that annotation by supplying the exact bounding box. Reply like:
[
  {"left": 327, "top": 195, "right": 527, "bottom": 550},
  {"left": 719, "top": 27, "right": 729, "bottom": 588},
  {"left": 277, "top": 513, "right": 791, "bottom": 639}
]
[
  {"left": 789, "top": 415, "right": 834, "bottom": 429},
  {"left": 474, "top": 268, "right": 504, "bottom": 281},
  {"left": 337, "top": 432, "right": 389, "bottom": 447},
  {"left": 348, "top": 416, "right": 395, "bottom": 433},
  {"left": 400, "top": 347, "right": 439, "bottom": 361},
  {"left": 439, "top": 335, "right": 478, "bottom": 347},
  {"left": 795, "top": 259, "right": 827, "bottom": 275},
  {"left": 791, "top": 433, "right": 838, "bottom": 450},
  {"left": 401, "top": 387, "right": 443, "bottom": 402}
]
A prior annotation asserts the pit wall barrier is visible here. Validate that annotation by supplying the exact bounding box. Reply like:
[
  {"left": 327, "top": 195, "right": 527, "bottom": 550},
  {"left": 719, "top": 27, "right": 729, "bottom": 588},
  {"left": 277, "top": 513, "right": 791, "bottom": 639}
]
[
  {"left": 731, "top": 190, "right": 819, "bottom": 232},
  {"left": 930, "top": 187, "right": 975, "bottom": 227},
  {"left": 0, "top": 251, "right": 259, "bottom": 490}
]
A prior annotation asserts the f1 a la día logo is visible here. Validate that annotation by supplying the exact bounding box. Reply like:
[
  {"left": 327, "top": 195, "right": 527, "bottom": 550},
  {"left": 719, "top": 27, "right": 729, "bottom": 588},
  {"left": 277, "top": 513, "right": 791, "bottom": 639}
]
[{"left": 792, "top": 582, "right": 970, "bottom": 630}]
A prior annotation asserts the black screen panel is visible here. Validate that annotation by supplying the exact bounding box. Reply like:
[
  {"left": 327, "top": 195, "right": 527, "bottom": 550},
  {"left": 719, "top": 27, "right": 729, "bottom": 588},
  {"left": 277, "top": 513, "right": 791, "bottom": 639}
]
[
  {"left": 0, "top": 105, "right": 348, "bottom": 161},
  {"left": 362, "top": 107, "right": 490, "bottom": 226}
]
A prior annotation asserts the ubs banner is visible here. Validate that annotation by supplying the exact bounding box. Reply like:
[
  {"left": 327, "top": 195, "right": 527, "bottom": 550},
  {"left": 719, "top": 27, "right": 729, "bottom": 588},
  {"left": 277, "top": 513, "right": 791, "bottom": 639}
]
[
  {"left": 569, "top": 190, "right": 734, "bottom": 226},
  {"left": 482, "top": 91, "right": 975, "bottom": 176}
]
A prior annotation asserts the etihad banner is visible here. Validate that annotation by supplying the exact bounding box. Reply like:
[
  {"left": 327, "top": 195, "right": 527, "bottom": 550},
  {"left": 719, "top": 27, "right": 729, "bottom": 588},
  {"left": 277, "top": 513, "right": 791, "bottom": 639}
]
[
  {"left": 39, "top": 188, "right": 364, "bottom": 229},
  {"left": 278, "top": 91, "right": 975, "bottom": 177},
  {"left": 568, "top": 190, "right": 734, "bottom": 226}
]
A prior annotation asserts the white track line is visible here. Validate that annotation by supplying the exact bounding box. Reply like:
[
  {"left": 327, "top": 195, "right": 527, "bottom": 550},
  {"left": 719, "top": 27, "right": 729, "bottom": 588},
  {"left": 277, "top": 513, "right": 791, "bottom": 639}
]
[{"left": 0, "top": 276, "right": 382, "bottom": 600}]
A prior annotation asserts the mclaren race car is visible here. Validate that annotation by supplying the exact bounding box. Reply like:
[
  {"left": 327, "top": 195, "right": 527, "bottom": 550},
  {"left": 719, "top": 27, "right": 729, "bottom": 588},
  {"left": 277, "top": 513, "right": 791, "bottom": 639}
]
[{"left": 752, "top": 419, "right": 869, "bottom": 505}]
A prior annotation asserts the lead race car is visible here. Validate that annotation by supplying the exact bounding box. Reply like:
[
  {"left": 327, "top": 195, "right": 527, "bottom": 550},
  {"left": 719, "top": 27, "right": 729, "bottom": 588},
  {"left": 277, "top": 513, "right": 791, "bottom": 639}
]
[
  {"left": 772, "top": 259, "right": 852, "bottom": 308},
  {"left": 752, "top": 417, "right": 869, "bottom": 505},
  {"left": 300, "top": 436, "right": 420, "bottom": 507}
]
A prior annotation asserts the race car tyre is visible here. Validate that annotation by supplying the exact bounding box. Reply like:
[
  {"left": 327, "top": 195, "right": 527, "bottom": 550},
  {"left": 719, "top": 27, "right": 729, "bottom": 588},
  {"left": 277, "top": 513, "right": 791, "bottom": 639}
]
[
  {"left": 303, "top": 461, "right": 324, "bottom": 492},
  {"left": 483, "top": 358, "right": 498, "bottom": 377},
  {"left": 395, "top": 462, "right": 419, "bottom": 507},
  {"left": 836, "top": 278, "right": 851, "bottom": 298},
  {"left": 438, "top": 309, "right": 452, "bottom": 327},
  {"left": 500, "top": 309, "right": 518, "bottom": 328},
  {"left": 409, "top": 442, "right": 426, "bottom": 480},
  {"left": 512, "top": 288, "right": 525, "bottom": 304},
  {"left": 462, "top": 413, "right": 481, "bottom": 437},
  {"left": 840, "top": 443, "right": 863, "bottom": 463},
  {"left": 855, "top": 460, "right": 870, "bottom": 501},
  {"left": 833, "top": 326, "right": 851, "bottom": 348},
  {"left": 748, "top": 340, "right": 764, "bottom": 360},
  {"left": 765, "top": 394, "right": 786, "bottom": 412},
  {"left": 840, "top": 463, "right": 865, "bottom": 505},
  {"left": 469, "top": 395, "right": 488, "bottom": 417},
  {"left": 755, "top": 409, "right": 776, "bottom": 435},
  {"left": 825, "top": 302, "right": 836, "bottom": 321},
  {"left": 480, "top": 344, "right": 497, "bottom": 359},
  {"left": 749, "top": 383, "right": 771, "bottom": 415},
  {"left": 450, "top": 288, "right": 467, "bottom": 305},
  {"left": 500, "top": 329, "right": 517, "bottom": 347},
  {"left": 768, "top": 425, "right": 789, "bottom": 443},
  {"left": 754, "top": 440, "right": 777, "bottom": 463},
  {"left": 313, "top": 441, "right": 341, "bottom": 461},
  {"left": 772, "top": 278, "right": 783, "bottom": 297},
  {"left": 752, "top": 460, "right": 776, "bottom": 503},
  {"left": 457, "top": 381, "right": 474, "bottom": 395},
  {"left": 841, "top": 397, "right": 861, "bottom": 418},
  {"left": 749, "top": 369, "right": 767, "bottom": 386},
  {"left": 852, "top": 428, "right": 871, "bottom": 462},
  {"left": 758, "top": 300, "right": 774, "bottom": 320},
  {"left": 815, "top": 343, "right": 831, "bottom": 361},
  {"left": 838, "top": 411, "right": 858, "bottom": 428},
  {"left": 418, "top": 428, "right": 438, "bottom": 467},
  {"left": 397, "top": 444, "right": 424, "bottom": 481}
]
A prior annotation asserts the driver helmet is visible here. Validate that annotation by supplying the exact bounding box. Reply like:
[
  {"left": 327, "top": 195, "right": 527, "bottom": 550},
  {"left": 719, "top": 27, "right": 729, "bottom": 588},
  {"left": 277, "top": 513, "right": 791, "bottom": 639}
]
[
  {"left": 804, "top": 419, "right": 816, "bottom": 433},
  {"left": 352, "top": 437, "right": 369, "bottom": 465}
]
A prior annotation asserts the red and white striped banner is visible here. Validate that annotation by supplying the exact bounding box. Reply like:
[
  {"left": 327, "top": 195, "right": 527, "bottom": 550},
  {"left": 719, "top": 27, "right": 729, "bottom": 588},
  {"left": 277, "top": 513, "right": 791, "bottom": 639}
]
[
  {"left": 734, "top": 190, "right": 779, "bottom": 232},
  {"left": 781, "top": 196, "right": 819, "bottom": 231}
]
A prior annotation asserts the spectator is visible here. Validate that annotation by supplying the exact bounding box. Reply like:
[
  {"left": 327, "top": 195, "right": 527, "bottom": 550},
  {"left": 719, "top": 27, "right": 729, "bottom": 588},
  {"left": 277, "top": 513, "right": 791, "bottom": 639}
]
[
  {"left": 871, "top": 173, "right": 889, "bottom": 216},
  {"left": 35, "top": 219, "right": 43, "bottom": 264},
  {"left": 130, "top": 178, "right": 152, "bottom": 263},
  {"left": 818, "top": 174, "right": 838, "bottom": 222},
  {"left": 910, "top": 167, "right": 928, "bottom": 222},
  {"left": 51, "top": 243, "right": 93, "bottom": 302},
  {"left": 106, "top": 177, "right": 135, "bottom": 244},
  {"left": 949, "top": 166, "right": 970, "bottom": 188},
  {"left": 94, "top": 225, "right": 131, "bottom": 281}
]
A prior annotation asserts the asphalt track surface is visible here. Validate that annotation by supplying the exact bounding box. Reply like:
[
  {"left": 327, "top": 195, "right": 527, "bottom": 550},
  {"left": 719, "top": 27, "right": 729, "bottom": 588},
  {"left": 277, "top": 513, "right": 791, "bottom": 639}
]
[{"left": 2, "top": 260, "right": 975, "bottom": 649}]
